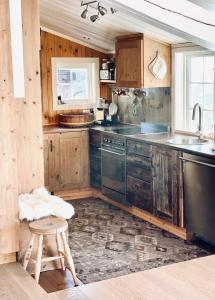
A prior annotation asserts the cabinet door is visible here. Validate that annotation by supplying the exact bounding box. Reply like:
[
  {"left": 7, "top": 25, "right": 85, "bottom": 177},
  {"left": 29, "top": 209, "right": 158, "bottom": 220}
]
[
  {"left": 152, "top": 146, "right": 180, "bottom": 225},
  {"left": 43, "top": 133, "right": 60, "bottom": 192},
  {"left": 116, "top": 34, "right": 143, "bottom": 88},
  {"left": 59, "top": 131, "right": 89, "bottom": 190},
  {"left": 43, "top": 135, "right": 50, "bottom": 188}
]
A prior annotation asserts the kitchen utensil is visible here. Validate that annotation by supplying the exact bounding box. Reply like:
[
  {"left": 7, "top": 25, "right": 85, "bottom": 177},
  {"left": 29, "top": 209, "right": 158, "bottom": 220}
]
[{"left": 109, "top": 92, "right": 118, "bottom": 116}]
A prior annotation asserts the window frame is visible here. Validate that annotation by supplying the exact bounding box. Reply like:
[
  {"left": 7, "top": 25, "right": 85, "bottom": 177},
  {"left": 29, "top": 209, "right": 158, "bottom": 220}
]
[
  {"left": 51, "top": 57, "right": 99, "bottom": 111},
  {"left": 172, "top": 46, "right": 215, "bottom": 136},
  {"left": 185, "top": 52, "right": 215, "bottom": 133}
]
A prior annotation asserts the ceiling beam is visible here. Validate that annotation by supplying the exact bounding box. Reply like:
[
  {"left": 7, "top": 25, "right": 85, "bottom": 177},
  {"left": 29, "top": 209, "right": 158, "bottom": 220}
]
[{"left": 112, "top": 0, "right": 215, "bottom": 50}]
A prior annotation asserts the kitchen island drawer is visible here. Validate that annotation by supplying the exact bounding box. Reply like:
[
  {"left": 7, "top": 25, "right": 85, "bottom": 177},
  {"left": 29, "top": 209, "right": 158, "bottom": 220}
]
[
  {"left": 126, "top": 154, "right": 152, "bottom": 182},
  {"left": 127, "top": 139, "right": 152, "bottom": 157},
  {"left": 127, "top": 175, "right": 153, "bottom": 213}
]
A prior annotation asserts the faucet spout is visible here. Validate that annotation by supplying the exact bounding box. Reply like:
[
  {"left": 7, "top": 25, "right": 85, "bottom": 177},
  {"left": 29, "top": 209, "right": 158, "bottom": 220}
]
[{"left": 192, "top": 103, "right": 202, "bottom": 137}]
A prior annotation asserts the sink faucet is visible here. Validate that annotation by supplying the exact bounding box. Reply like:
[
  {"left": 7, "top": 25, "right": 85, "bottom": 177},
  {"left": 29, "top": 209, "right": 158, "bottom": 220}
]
[{"left": 192, "top": 103, "right": 202, "bottom": 138}]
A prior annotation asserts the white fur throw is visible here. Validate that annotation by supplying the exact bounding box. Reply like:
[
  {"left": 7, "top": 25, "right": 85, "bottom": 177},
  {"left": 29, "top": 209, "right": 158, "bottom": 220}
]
[{"left": 19, "top": 187, "right": 75, "bottom": 221}]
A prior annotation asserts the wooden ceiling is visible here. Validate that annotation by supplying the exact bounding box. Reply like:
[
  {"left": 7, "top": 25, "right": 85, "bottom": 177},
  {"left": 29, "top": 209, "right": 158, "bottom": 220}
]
[
  {"left": 40, "top": 0, "right": 215, "bottom": 52},
  {"left": 39, "top": 0, "right": 186, "bottom": 52}
]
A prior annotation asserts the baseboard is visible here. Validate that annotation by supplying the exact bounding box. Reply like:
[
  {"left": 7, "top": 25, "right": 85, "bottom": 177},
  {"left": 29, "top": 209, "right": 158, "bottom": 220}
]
[
  {"left": 55, "top": 187, "right": 94, "bottom": 201},
  {"left": 94, "top": 189, "right": 191, "bottom": 241},
  {"left": 0, "top": 253, "right": 16, "bottom": 264},
  {"left": 55, "top": 187, "right": 191, "bottom": 241}
]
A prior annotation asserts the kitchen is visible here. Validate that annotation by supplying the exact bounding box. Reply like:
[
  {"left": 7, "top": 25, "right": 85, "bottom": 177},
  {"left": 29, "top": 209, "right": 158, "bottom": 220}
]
[{"left": 1, "top": 0, "right": 215, "bottom": 299}]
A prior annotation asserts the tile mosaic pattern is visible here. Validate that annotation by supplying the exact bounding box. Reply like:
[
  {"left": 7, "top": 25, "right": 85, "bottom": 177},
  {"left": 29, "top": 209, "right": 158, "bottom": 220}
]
[{"left": 68, "top": 198, "right": 212, "bottom": 284}]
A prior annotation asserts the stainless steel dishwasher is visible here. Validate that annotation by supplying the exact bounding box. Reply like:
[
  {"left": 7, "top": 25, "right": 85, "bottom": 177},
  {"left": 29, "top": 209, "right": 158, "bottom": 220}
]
[{"left": 181, "top": 153, "right": 215, "bottom": 245}]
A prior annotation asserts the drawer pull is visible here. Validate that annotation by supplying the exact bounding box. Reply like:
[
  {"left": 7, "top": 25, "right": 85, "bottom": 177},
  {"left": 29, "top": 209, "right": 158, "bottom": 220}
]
[
  {"left": 179, "top": 157, "right": 215, "bottom": 168},
  {"left": 50, "top": 140, "right": 53, "bottom": 152}
]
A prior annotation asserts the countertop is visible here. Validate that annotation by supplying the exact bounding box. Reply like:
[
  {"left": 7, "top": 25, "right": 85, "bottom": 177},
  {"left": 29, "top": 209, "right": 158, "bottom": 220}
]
[
  {"left": 90, "top": 124, "right": 215, "bottom": 159},
  {"left": 43, "top": 125, "right": 89, "bottom": 134}
]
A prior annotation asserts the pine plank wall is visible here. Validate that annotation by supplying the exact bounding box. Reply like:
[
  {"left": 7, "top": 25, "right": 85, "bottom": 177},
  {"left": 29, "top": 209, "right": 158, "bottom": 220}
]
[
  {"left": 40, "top": 31, "right": 111, "bottom": 125},
  {"left": 0, "top": 0, "right": 44, "bottom": 262}
]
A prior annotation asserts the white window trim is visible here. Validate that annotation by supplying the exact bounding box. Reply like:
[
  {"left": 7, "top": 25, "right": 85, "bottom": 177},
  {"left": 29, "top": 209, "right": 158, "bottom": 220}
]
[
  {"left": 52, "top": 57, "right": 99, "bottom": 111},
  {"left": 185, "top": 52, "right": 215, "bottom": 132},
  {"left": 172, "top": 46, "right": 215, "bottom": 135}
]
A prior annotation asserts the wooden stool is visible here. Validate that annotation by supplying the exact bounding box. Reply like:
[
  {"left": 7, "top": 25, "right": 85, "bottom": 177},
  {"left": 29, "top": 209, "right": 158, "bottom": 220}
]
[{"left": 23, "top": 217, "right": 78, "bottom": 285}]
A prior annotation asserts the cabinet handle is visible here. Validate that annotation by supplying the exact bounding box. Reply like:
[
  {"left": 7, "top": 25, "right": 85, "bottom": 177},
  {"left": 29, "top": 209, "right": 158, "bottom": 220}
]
[
  {"left": 50, "top": 140, "right": 53, "bottom": 152},
  {"left": 179, "top": 157, "right": 215, "bottom": 168}
]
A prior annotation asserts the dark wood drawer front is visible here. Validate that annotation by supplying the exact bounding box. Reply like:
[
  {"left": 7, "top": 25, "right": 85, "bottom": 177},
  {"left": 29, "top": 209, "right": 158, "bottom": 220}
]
[
  {"left": 127, "top": 140, "right": 152, "bottom": 157},
  {"left": 89, "top": 130, "right": 101, "bottom": 147},
  {"left": 127, "top": 175, "right": 153, "bottom": 213},
  {"left": 126, "top": 154, "right": 152, "bottom": 182}
]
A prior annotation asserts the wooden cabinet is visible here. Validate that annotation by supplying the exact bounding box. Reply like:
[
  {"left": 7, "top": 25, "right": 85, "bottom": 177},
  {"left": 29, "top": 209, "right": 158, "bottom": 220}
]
[
  {"left": 116, "top": 33, "right": 171, "bottom": 88},
  {"left": 152, "top": 146, "right": 183, "bottom": 225},
  {"left": 43, "top": 130, "right": 89, "bottom": 192},
  {"left": 89, "top": 130, "right": 101, "bottom": 189},
  {"left": 126, "top": 139, "right": 153, "bottom": 213}
]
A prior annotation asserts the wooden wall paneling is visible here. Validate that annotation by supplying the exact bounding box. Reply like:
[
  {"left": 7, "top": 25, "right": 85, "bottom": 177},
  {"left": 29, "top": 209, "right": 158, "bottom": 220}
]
[
  {"left": 47, "top": 32, "right": 56, "bottom": 124},
  {"left": 15, "top": 0, "right": 44, "bottom": 193},
  {"left": 41, "top": 31, "right": 51, "bottom": 125},
  {"left": 0, "top": 0, "right": 19, "bottom": 254},
  {"left": 40, "top": 31, "right": 111, "bottom": 125},
  {"left": 0, "top": 0, "right": 44, "bottom": 259}
]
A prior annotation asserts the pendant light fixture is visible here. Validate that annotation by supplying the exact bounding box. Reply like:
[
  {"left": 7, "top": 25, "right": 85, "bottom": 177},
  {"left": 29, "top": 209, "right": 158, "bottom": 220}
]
[
  {"left": 98, "top": 3, "right": 107, "bottom": 16},
  {"left": 81, "top": 1, "right": 117, "bottom": 22},
  {"left": 81, "top": 4, "right": 88, "bottom": 19}
]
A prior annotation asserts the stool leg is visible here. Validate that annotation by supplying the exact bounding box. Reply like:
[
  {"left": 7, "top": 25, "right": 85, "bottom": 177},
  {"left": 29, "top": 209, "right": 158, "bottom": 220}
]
[
  {"left": 61, "top": 231, "right": 79, "bottom": 286},
  {"left": 35, "top": 235, "right": 43, "bottom": 283},
  {"left": 56, "top": 233, "right": 65, "bottom": 270},
  {"left": 23, "top": 233, "right": 35, "bottom": 270}
]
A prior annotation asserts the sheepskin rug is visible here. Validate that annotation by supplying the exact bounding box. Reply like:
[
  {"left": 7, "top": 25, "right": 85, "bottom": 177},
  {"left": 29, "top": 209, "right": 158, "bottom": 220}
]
[{"left": 19, "top": 187, "right": 75, "bottom": 221}]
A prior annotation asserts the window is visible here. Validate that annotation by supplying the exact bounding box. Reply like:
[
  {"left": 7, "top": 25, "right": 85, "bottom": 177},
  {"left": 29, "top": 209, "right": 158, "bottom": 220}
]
[
  {"left": 9, "top": 0, "right": 25, "bottom": 98},
  {"left": 174, "top": 50, "right": 215, "bottom": 135},
  {"left": 52, "top": 57, "right": 99, "bottom": 110}
]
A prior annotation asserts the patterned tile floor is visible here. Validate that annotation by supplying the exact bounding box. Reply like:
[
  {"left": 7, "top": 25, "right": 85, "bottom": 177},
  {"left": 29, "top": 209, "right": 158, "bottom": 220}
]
[{"left": 67, "top": 198, "right": 214, "bottom": 284}]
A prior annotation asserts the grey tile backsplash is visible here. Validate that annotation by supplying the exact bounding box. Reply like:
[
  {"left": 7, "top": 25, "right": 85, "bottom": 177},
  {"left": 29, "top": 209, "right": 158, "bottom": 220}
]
[{"left": 113, "top": 87, "right": 171, "bottom": 126}]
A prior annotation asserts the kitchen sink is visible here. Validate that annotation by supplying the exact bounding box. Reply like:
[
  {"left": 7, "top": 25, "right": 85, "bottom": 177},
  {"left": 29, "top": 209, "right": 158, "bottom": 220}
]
[{"left": 167, "top": 137, "right": 209, "bottom": 145}]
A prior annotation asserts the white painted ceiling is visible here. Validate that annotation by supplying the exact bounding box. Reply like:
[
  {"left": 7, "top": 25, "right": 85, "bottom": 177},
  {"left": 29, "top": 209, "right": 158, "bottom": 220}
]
[
  {"left": 187, "top": 0, "right": 215, "bottom": 12},
  {"left": 40, "top": 0, "right": 215, "bottom": 52},
  {"left": 40, "top": 0, "right": 187, "bottom": 52}
]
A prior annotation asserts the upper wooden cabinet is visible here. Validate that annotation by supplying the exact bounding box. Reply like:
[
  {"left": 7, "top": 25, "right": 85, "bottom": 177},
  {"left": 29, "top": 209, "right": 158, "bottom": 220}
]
[
  {"left": 44, "top": 130, "right": 89, "bottom": 192},
  {"left": 116, "top": 33, "right": 171, "bottom": 88}
]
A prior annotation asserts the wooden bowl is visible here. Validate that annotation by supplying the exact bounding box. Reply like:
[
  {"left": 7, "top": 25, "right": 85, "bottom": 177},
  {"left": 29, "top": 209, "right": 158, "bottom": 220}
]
[{"left": 58, "top": 112, "right": 94, "bottom": 128}]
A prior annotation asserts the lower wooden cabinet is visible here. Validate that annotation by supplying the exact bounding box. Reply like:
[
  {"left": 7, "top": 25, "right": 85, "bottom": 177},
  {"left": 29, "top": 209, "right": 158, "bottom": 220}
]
[
  {"left": 126, "top": 139, "right": 153, "bottom": 213},
  {"left": 43, "top": 130, "right": 89, "bottom": 192},
  {"left": 152, "top": 146, "right": 183, "bottom": 225},
  {"left": 127, "top": 175, "right": 153, "bottom": 213},
  {"left": 126, "top": 139, "right": 183, "bottom": 226}
]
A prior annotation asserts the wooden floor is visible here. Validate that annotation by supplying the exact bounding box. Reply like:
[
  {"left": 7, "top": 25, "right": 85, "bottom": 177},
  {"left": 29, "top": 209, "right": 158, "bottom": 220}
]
[
  {"left": 53, "top": 255, "right": 215, "bottom": 300},
  {"left": 1, "top": 256, "right": 215, "bottom": 299},
  {"left": 38, "top": 269, "right": 77, "bottom": 293},
  {"left": 0, "top": 263, "right": 48, "bottom": 300}
]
